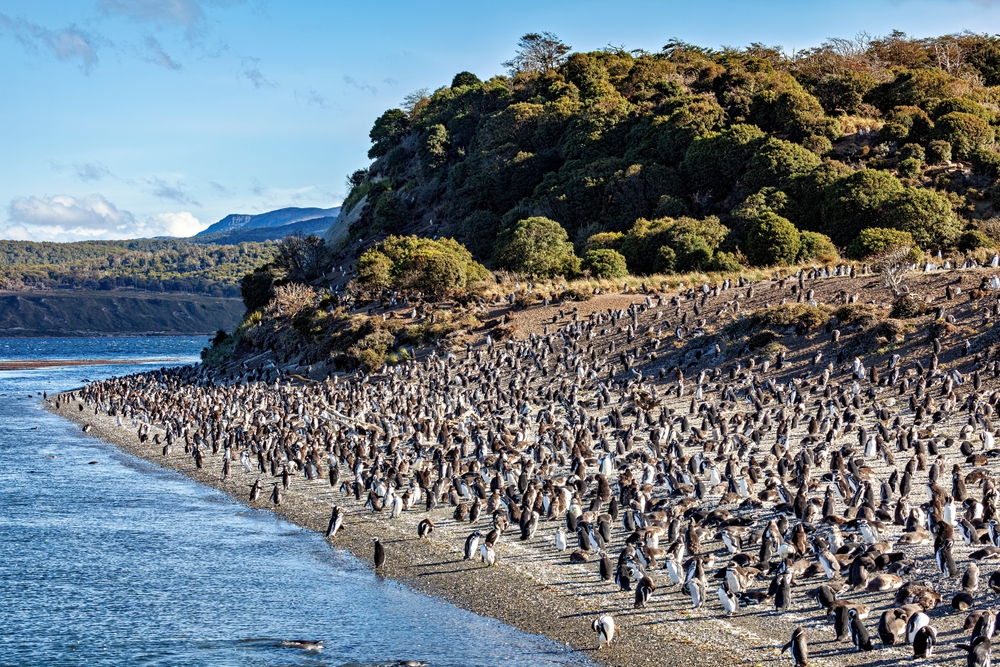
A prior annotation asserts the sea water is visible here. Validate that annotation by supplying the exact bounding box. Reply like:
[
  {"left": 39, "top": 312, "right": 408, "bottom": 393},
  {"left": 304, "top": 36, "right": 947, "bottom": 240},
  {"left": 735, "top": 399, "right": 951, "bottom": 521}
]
[{"left": 0, "top": 337, "right": 589, "bottom": 667}]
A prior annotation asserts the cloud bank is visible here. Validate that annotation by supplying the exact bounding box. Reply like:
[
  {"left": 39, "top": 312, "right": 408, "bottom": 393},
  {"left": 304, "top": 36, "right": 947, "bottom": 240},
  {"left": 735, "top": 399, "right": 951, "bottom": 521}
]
[{"left": 2, "top": 194, "right": 206, "bottom": 241}]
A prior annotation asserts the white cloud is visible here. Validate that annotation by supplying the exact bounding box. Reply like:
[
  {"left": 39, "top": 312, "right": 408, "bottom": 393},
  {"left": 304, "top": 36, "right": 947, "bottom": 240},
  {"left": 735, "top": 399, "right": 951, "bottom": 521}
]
[
  {"left": 140, "top": 211, "right": 206, "bottom": 237},
  {"left": 2, "top": 194, "right": 206, "bottom": 241},
  {"left": 99, "top": 0, "right": 245, "bottom": 40},
  {"left": 0, "top": 14, "right": 102, "bottom": 73}
]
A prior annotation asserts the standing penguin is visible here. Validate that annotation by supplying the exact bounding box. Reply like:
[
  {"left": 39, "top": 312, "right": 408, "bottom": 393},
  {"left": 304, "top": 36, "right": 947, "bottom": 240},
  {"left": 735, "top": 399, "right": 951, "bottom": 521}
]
[
  {"left": 937, "top": 539, "right": 958, "bottom": 577},
  {"left": 480, "top": 541, "right": 497, "bottom": 567},
  {"left": 555, "top": 527, "right": 567, "bottom": 551},
  {"left": 774, "top": 573, "right": 792, "bottom": 610},
  {"left": 635, "top": 575, "right": 656, "bottom": 609},
  {"left": 685, "top": 577, "right": 705, "bottom": 608},
  {"left": 326, "top": 506, "right": 344, "bottom": 538},
  {"left": 592, "top": 615, "right": 616, "bottom": 648},
  {"left": 781, "top": 627, "right": 808, "bottom": 667},
  {"left": 957, "top": 636, "right": 993, "bottom": 667},
  {"left": 373, "top": 537, "right": 386, "bottom": 569},
  {"left": 249, "top": 478, "right": 261, "bottom": 503},
  {"left": 849, "top": 608, "right": 873, "bottom": 651},
  {"left": 464, "top": 531, "right": 483, "bottom": 560},
  {"left": 718, "top": 581, "right": 738, "bottom": 615},
  {"left": 913, "top": 625, "right": 937, "bottom": 659},
  {"left": 599, "top": 552, "right": 613, "bottom": 581}
]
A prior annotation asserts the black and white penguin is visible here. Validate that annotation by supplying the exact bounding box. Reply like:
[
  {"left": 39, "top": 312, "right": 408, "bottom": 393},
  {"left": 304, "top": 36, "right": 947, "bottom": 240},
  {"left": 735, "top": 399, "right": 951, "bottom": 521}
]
[
  {"left": 464, "top": 531, "right": 483, "bottom": 560},
  {"left": 373, "top": 537, "right": 386, "bottom": 569},
  {"left": 936, "top": 539, "right": 958, "bottom": 577},
  {"left": 634, "top": 575, "right": 655, "bottom": 609},
  {"left": 249, "top": 478, "right": 261, "bottom": 503},
  {"left": 592, "top": 615, "right": 615, "bottom": 648},
  {"left": 480, "top": 541, "right": 496, "bottom": 567},
  {"left": 849, "top": 608, "right": 873, "bottom": 651},
  {"left": 957, "top": 636, "right": 993, "bottom": 667},
  {"left": 718, "top": 581, "right": 738, "bottom": 615},
  {"left": 685, "top": 577, "right": 705, "bottom": 609},
  {"left": 907, "top": 611, "right": 930, "bottom": 644},
  {"left": 417, "top": 518, "right": 434, "bottom": 539},
  {"left": 781, "top": 626, "right": 808, "bottom": 667},
  {"left": 912, "top": 625, "right": 937, "bottom": 659},
  {"left": 326, "top": 506, "right": 344, "bottom": 538}
]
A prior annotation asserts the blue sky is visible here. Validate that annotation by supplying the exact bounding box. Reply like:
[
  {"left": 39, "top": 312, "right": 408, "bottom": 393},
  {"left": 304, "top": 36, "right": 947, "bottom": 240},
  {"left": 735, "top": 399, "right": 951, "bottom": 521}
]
[{"left": 3, "top": 0, "right": 1000, "bottom": 241}]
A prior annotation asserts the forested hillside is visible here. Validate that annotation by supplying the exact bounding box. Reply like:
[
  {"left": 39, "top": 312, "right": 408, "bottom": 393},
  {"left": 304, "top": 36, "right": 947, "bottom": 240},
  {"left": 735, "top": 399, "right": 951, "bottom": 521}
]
[
  {"left": 337, "top": 31, "right": 1000, "bottom": 277},
  {"left": 0, "top": 239, "right": 278, "bottom": 297}
]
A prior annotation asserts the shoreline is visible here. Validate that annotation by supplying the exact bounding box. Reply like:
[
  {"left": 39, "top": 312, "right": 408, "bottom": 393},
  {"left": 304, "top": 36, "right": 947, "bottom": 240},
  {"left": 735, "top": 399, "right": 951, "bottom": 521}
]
[
  {"left": 51, "top": 395, "right": 725, "bottom": 667},
  {"left": 1, "top": 358, "right": 184, "bottom": 370}
]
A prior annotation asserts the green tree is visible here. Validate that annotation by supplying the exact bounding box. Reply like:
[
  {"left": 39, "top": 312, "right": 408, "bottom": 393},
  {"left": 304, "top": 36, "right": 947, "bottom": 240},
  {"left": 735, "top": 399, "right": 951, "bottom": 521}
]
[
  {"left": 583, "top": 249, "right": 628, "bottom": 278},
  {"left": 822, "top": 169, "right": 905, "bottom": 245},
  {"left": 682, "top": 124, "right": 767, "bottom": 197},
  {"left": 368, "top": 109, "right": 409, "bottom": 159},
  {"left": 492, "top": 217, "right": 581, "bottom": 277},
  {"left": 745, "top": 212, "right": 801, "bottom": 266},
  {"left": 451, "top": 71, "right": 481, "bottom": 88},
  {"left": 848, "top": 227, "right": 916, "bottom": 258},
  {"left": 798, "top": 230, "right": 837, "bottom": 261},
  {"left": 933, "top": 111, "right": 995, "bottom": 159},
  {"left": 884, "top": 187, "right": 961, "bottom": 248},
  {"left": 742, "top": 137, "right": 822, "bottom": 192},
  {"left": 927, "top": 139, "right": 952, "bottom": 164}
]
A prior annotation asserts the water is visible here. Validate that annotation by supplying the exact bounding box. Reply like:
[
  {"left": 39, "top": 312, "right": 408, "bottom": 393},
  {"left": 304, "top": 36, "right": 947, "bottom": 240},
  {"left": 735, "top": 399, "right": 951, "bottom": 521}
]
[{"left": 0, "top": 337, "right": 589, "bottom": 667}]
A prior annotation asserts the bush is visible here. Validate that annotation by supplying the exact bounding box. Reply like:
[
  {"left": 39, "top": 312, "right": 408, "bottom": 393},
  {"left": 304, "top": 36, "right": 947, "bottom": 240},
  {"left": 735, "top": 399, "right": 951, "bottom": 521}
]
[
  {"left": 884, "top": 187, "right": 961, "bottom": 248},
  {"left": 746, "top": 212, "right": 801, "bottom": 266},
  {"left": 798, "top": 230, "right": 837, "bottom": 262},
  {"left": 673, "top": 233, "right": 713, "bottom": 271},
  {"left": 959, "top": 230, "right": 992, "bottom": 252},
  {"left": 898, "top": 157, "right": 922, "bottom": 179},
  {"left": 900, "top": 143, "right": 925, "bottom": 163},
  {"left": 709, "top": 250, "right": 744, "bottom": 272},
  {"left": 492, "top": 216, "right": 581, "bottom": 277},
  {"left": 822, "top": 169, "right": 905, "bottom": 245},
  {"left": 890, "top": 295, "right": 930, "bottom": 319},
  {"left": 356, "top": 235, "right": 489, "bottom": 296},
  {"left": 585, "top": 231, "right": 625, "bottom": 252},
  {"left": 618, "top": 215, "right": 728, "bottom": 274},
  {"left": 240, "top": 264, "right": 278, "bottom": 313},
  {"left": 847, "top": 227, "right": 916, "bottom": 259},
  {"left": 583, "top": 249, "right": 628, "bottom": 278},
  {"left": 934, "top": 112, "right": 994, "bottom": 159},
  {"left": 927, "top": 139, "right": 952, "bottom": 164},
  {"left": 741, "top": 137, "right": 822, "bottom": 192}
]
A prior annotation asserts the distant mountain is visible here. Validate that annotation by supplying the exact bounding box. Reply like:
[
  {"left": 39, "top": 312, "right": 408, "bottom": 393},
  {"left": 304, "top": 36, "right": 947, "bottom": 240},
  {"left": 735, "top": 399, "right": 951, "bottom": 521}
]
[
  {"left": 196, "top": 206, "right": 340, "bottom": 239},
  {"left": 189, "top": 216, "right": 337, "bottom": 245}
]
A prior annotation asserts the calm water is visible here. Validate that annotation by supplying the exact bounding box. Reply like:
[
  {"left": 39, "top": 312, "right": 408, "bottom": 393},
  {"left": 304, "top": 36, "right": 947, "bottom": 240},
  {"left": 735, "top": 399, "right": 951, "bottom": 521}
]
[{"left": 0, "top": 337, "right": 588, "bottom": 667}]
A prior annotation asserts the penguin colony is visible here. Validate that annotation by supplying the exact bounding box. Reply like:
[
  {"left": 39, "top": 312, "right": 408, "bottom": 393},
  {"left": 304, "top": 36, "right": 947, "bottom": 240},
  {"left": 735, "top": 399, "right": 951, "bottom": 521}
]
[{"left": 63, "top": 264, "right": 1000, "bottom": 667}]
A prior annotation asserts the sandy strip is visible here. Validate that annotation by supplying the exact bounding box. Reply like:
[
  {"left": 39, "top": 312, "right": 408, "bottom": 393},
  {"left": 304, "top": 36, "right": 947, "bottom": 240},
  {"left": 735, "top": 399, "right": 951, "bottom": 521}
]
[{"left": 48, "top": 395, "right": 741, "bottom": 667}]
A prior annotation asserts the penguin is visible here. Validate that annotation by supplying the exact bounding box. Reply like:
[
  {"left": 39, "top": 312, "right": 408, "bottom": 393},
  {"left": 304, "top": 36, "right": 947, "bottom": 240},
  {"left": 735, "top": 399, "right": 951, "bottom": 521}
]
[
  {"left": 781, "top": 626, "right": 808, "bottom": 667},
  {"left": 373, "top": 537, "right": 386, "bottom": 569},
  {"left": 877, "top": 608, "right": 908, "bottom": 646},
  {"left": 592, "top": 615, "right": 615, "bottom": 648},
  {"left": 936, "top": 539, "right": 958, "bottom": 577},
  {"left": 599, "top": 552, "right": 613, "bottom": 581},
  {"left": 685, "top": 577, "right": 705, "bottom": 609},
  {"left": 907, "top": 611, "right": 930, "bottom": 644},
  {"left": 718, "top": 581, "right": 738, "bottom": 615},
  {"left": 957, "top": 636, "right": 993, "bottom": 667},
  {"left": 912, "top": 625, "right": 937, "bottom": 659},
  {"left": 635, "top": 575, "right": 655, "bottom": 609},
  {"left": 555, "top": 527, "right": 567, "bottom": 551},
  {"left": 249, "top": 478, "right": 261, "bottom": 503},
  {"left": 480, "top": 541, "right": 496, "bottom": 567},
  {"left": 774, "top": 573, "right": 792, "bottom": 611},
  {"left": 417, "top": 518, "right": 434, "bottom": 539},
  {"left": 849, "top": 607, "right": 873, "bottom": 651},
  {"left": 464, "top": 531, "right": 483, "bottom": 560},
  {"left": 326, "top": 506, "right": 344, "bottom": 538}
]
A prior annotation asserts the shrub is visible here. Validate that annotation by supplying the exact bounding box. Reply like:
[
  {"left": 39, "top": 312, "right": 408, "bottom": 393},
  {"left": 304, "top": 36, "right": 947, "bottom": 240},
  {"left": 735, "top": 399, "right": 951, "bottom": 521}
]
[
  {"left": 900, "top": 143, "right": 925, "bottom": 163},
  {"left": 492, "top": 216, "right": 581, "bottom": 277},
  {"left": 798, "top": 231, "right": 837, "bottom": 262},
  {"left": 927, "top": 139, "right": 952, "bottom": 164},
  {"left": 618, "top": 215, "right": 728, "bottom": 274},
  {"left": 934, "top": 112, "right": 994, "bottom": 159},
  {"left": 348, "top": 328, "right": 396, "bottom": 371},
  {"left": 673, "top": 233, "right": 713, "bottom": 272},
  {"left": 898, "top": 157, "right": 922, "bottom": 178},
  {"left": 884, "top": 187, "right": 961, "bottom": 248},
  {"left": 741, "top": 137, "right": 822, "bottom": 192},
  {"left": 709, "top": 250, "right": 744, "bottom": 272},
  {"left": 959, "top": 230, "right": 992, "bottom": 252},
  {"left": 240, "top": 264, "right": 278, "bottom": 313},
  {"left": 822, "top": 169, "right": 905, "bottom": 245},
  {"left": 582, "top": 249, "right": 628, "bottom": 278},
  {"left": 585, "top": 231, "right": 625, "bottom": 252},
  {"left": 746, "top": 212, "right": 801, "bottom": 266},
  {"left": 356, "top": 235, "right": 489, "bottom": 296},
  {"left": 847, "top": 227, "right": 916, "bottom": 259},
  {"left": 890, "top": 295, "right": 930, "bottom": 319}
]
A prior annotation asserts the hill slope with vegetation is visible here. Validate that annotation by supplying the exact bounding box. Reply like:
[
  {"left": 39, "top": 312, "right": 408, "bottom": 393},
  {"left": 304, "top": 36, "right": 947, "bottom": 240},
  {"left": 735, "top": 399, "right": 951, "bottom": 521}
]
[
  {"left": 330, "top": 30, "right": 1000, "bottom": 277},
  {"left": 0, "top": 239, "right": 278, "bottom": 297}
]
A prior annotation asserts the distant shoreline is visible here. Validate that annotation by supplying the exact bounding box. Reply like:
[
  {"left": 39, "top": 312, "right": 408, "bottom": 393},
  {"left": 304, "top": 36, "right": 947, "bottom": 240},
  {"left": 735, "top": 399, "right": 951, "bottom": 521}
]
[{"left": 0, "top": 358, "right": 183, "bottom": 370}]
